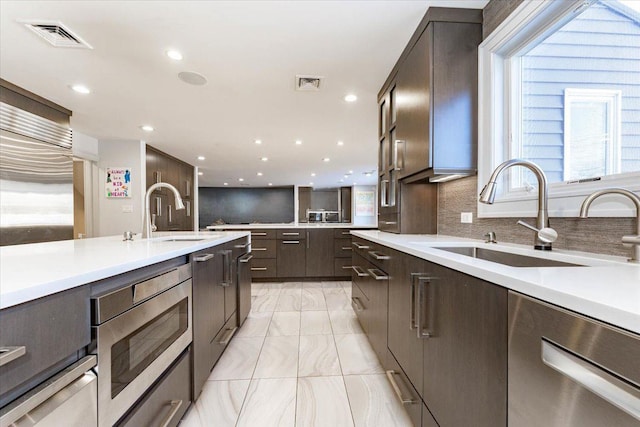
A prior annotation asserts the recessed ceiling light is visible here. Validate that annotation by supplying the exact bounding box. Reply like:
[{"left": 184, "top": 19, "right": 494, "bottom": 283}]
[
  {"left": 166, "top": 49, "right": 183, "bottom": 61},
  {"left": 198, "top": 172, "right": 203, "bottom": 176},
  {"left": 71, "top": 84, "right": 90, "bottom": 94},
  {"left": 255, "top": 139, "right": 262, "bottom": 145},
  {"left": 323, "top": 158, "right": 330, "bottom": 162},
  {"left": 257, "top": 172, "right": 263, "bottom": 176},
  {"left": 349, "top": 170, "right": 354, "bottom": 174},
  {"left": 337, "top": 141, "right": 344, "bottom": 146},
  {"left": 295, "top": 140, "right": 302, "bottom": 145},
  {"left": 364, "top": 172, "right": 372, "bottom": 177},
  {"left": 311, "top": 173, "right": 316, "bottom": 177},
  {"left": 223, "top": 182, "right": 229, "bottom": 186},
  {"left": 344, "top": 94, "right": 357, "bottom": 102},
  {"left": 197, "top": 155, "right": 205, "bottom": 161},
  {"left": 268, "top": 183, "right": 273, "bottom": 186},
  {"left": 353, "top": 182, "right": 358, "bottom": 185},
  {"left": 344, "top": 174, "right": 349, "bottom": 178},
  {"left": 339, "top": 179, "right": 344, "bottom": 183},
  {"left": 140, "top": 125, "right": 154, "bottom": 132},
  {"left": 178, "top": 71, "right": 207, "bottom": 86},
  {"left": 238, "top": 178, "right": 244, "bottom": 182},
  {"left": 261, "top": 157, "right": 268, "bottom": 162},
  {"left": 309, "top": 182, "right": 314, "bottom": 186}
]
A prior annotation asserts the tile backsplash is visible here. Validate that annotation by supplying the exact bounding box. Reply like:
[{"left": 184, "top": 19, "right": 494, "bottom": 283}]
[{"left": 437, "top": 176, "right": 635, "bottom": 258}]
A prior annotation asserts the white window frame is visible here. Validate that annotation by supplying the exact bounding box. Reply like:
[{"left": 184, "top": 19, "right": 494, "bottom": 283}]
[
  {"left": 563, "top": 88, "right": 622, "bottom": 181},
  {"left": 478, "top": 0, "right": 640, "bottom": 219}
]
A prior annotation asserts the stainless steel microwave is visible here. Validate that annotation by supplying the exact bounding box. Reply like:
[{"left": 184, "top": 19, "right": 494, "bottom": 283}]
[{"left": 307, "top": 210, "right": 340, "bottom": 223}]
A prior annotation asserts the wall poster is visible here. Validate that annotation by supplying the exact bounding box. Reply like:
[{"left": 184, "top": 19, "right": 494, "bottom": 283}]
[
  {"left": 355, "top": 190, "right": 375, "bottom": 216},
  {"left": 105, "top": 167, "right": 131, "bottom": 198}
]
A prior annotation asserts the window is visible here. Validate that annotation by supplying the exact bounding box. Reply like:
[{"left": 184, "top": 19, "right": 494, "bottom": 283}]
[{"left": 478, "top": 0, "right": 640, "bottom": 218}]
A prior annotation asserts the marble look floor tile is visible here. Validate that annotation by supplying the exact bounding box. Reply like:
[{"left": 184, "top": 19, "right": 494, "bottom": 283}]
[
  {"left": 301, "top": 288, "right": 327, "bottom": 311},
  {"left": 343, "top": 374, "right": 413, "bottom": 427},
  {"left": 280, "top": 287, "right": 303, "bottom": 296},
  {"left": 281, "top": 281, "right": 303, "bottom": 290},
  {"left": 235, "top": 311, "right": 272, "bottom": 338},
  {"left": 209, "top": 337, "right": 264, "bottom": 380},
  {"left": 298, "top": 335, "right": 341, "bottom": 377},
  {"left": 321, "top": 281, "right": 344, "bottom": 289},
  {"left": 325, "top": 292, "right": 352, "bottom": 311},
  {"left": 253, "top": 336, "right": 299, "bottom": 379},
  {"left": 322, "top": 285, "right": 347, "bottom": 296},
  {"left": 251, "top": 294, "right": 279, "bottom": 312},
  {"left": 268, "top": 311, "right": 301, "bottom": 336},
  {"left": 334, "top": 334, "right": 384, "bottom": 375},
  {"left": 302, "top": 281, "right": 323, "bottom": 289},
  {"left": 181, "top": 380, "right": 250, "bottom": 427},
  {"left": 275, "top": 292, "right": 302, "bottom": 311},
  {"left": 296, "top": 376, "right": 354, "bottom": 427},
  {"left": 236, "top": 378, "right": 296, "bottom": 427},
  {"left": 300, "top": 311, "right": 332, "bottom": 335},
  {"left": 329, "top": 310, "right": 363, "bottom": 334}
]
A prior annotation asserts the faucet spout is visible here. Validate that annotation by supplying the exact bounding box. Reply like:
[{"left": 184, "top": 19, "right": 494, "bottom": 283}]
[
  {"left": 143, "top": 182, "right": 185, "bottom": 239},
  {"left": 479, "top": 159, "right": 554, "bottom": 250},
  {"left": 579, "top": 188, "right": 640, "bottom": 263}
]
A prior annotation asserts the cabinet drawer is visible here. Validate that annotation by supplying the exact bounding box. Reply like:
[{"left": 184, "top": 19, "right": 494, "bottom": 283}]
[
  {"left": 251, "top": 239, "right": 276, "bottom": 259},
  {"left": 277, "top": 229, "right": 306, "bottom": 239},
  {"left": 334, "top": 258, "right": 353, "bottom": 277},
  {"left": 118, "top": 348, "right": 191, "bottom": 427},
  {"left": 0, "top": 286, "right": 90, "bottom": 407},
  {"left": 385, "top": 349, "right": 422, "bottom": 427},
  {"left": 250, "top": 258, "right": 277, "bottom": 278},
  {"left": 333, "top": 229, "right": 353, "bottom": 238},
  {"left": 250, "top": 229, "right": 276, "bottom": 240},
  {"left": 334, "top": 238, "right": 353, "bottom": 258},
  {"left": 378, "top": 213, "right": 400, "bottom": 233}
]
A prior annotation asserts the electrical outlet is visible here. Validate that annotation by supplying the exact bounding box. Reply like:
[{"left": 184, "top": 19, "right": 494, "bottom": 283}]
[
  {"left": 122, "top": 205, "right": 133, "bottom": 213},
  {"left": 460, "top": 212, "right": 473, "bottom": 223}
]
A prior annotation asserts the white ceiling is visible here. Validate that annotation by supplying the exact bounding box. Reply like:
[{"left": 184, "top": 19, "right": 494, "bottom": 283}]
[{"left": 0, "top": 0, "right": 488, "bottom": 188}]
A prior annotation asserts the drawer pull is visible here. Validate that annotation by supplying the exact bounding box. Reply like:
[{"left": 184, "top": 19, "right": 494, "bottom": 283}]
[
  {"left": 368, "top": 250, "right": 390, "bottom": 260},
  {"left": 252, "top": 247, "right": 268, "bottom": 251},
  {"left": 386, "top": 370, "right": 417, "bottom": 405},
  {"left": 194, "top": 253, "right": 214, "bottom": 262},
  {"left": 352, "top": 242, "right": 370, "bottom": 250},
  {"left": 252, "top": 232, "right": 268, "bottom": 236},
  {"left": 368, "top": 268, "right": 389, "bottom": 280},
  {"left": 0, "top": 346, "right": 26, "bottom": 367},
  {"left": 282, "top": 240, "right": 300, "bottom": 244},
  {"left": 351, "top": 266, "right": 368, "bottom": 277},
  {"left": 234, "top": 242, "right": 249, "bottom": 248},
  {"left": 240, "top": 254, "right": 253, "bottom": 263},
  {"left": 380, "top": 221, "right": 398, "bottom": 225},
  {"left": 281, "top": 232, "right": 300, "bottom": 236},
  {"left": 251, "top": 267, "right": 268, "bottom": 271},
  {"left": 341, "top": 247, "right": 353, "bottom": 251},
  {"left": 351, "top": 297, "right": 364, "bottom": 312},
  {"left": 218, "top": 327, "right": 238, "bottom": 345},
  {"left": 159, "top": 400, "right": 184, "bottom": 427},
  {"left": 341, "top": 265, "right": 353, "bottom": 270},
  {"left": 341, "top": 231, "right": 351, "bottom": 235}
]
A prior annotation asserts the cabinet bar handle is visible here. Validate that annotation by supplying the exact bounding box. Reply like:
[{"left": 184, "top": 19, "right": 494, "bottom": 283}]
[
  {"left": 159, "top": 400, "right": 184, "bottom": 427},
  {"left": 341, "top": 247, "right": 353, "bottom": 251},
  {"left": 218, "top": 327, "right": 238, "bottom": 345},
  {"left": 542, "top": 339, "right": 640, "bottom": 421},
  {"left": 234, "top": 242, "right": 249, "bottom": 248},
  {"left": 416, "top": 276, "right": 433, "bottom": 339},
  {"left": 351, "top": 266, "right": 368, "bottom": 277},
  {"left": 154, "top": 170, "right": 162, "bottom": 184},
  {"left": 186, "top": 200, "right": 191, "bottom": 217},
  {"left": 282, "top": 232, "right": 300, "bottom": 236},
  {"left": 380, "top": 221, "right": 398, "bottom": 225},
  {"left": 306, "top": 231, "right": 310, "bottom": 249},
  {"left": 381, "top": 179, "right": 389, "bottom": 207},
  {"left": 368, "top": 251, "right": 390, "bottom": 260},
  {"left": 194, "top": 253, "right": 214, "bottom": 262},
  {"left": 240, "top": 254, "right": 253, "bottom": 263},
  {"left": 167, "top": 204, "right": 172, "bottom": 223},
  {"left": 341, "top": 265, "right": 353, "bottom": 270},
  {"left": 155, "top": 196, "right": 162, "bottom": 217},
  {"left": 393, "top": 140, "right": 405, "bottom": 171},
  {"left": 282, "top": 240, "right": 300, "bottom": 244},
  {"left": 368, "top": 268, "right": 389, "bottom": 280},
  {"left": 252, "top": 232, "right": 268, "bottom": 236},
  {"left": 0, "top": 346, "right": 26, "bottom": 367},
  {"left": 351, "top": 297, "right": 364, "bottom": 312},
  {"left": 252, "top": 247, "right": 267, "bottom": 251},
  {"left": 352, "top": 242, "right": 370, "bottom": 250},
  {"left": 386, "top": 370, "right": 417, "bottom": 405},
  {"left": 251, "top": 267, "right": 268, "bottom": 271},
  {"left": 341, "top": 231, "right": 351, "bottom": 235}
]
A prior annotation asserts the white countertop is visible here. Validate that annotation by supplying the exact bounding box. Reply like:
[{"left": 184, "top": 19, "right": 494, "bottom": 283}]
[
  {"left": 351, "top": 230, "right": 640, "bottom": 335},
  {"left": 0, "top": 231, "right": 249, "bottom": 310},
  {"left": 206, "top": 223, "right": 375, "bottom": 230}
]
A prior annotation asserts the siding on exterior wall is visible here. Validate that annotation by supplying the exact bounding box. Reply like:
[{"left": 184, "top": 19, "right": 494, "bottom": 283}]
[{"left": 521, "top": 2, "right": 640, "bottom": 182}]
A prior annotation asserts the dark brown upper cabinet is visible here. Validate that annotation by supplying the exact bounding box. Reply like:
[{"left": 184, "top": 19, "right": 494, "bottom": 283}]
[{"left": 378, "top": 8, "right": 482, "bottom": 184}]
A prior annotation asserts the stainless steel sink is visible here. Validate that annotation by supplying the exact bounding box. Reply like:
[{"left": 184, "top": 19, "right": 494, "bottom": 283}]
[{"left": 433, "top": 246, "right": 585, "bottom": 267}]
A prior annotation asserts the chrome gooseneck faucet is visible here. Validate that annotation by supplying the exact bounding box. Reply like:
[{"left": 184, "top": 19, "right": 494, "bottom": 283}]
[
  {"left": 143, "top": 182, "right": 185, "bottom": 239},
  {"left": 479, "top": 159, "right": 557, "bottom": 250},
  {"left": 579, "top": 188, "right": 640, "bottom": 263}
]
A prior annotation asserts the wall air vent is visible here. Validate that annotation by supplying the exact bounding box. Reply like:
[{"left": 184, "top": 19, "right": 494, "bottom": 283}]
[
  {"left": 21, "top": 20, "right": 93, "bottom": 49},
  {"left": 295, "top": 75, "right": 323, "bottom": 91}
]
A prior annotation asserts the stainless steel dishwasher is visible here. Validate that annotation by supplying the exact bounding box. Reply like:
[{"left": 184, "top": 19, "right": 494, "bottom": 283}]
[{"left": 508, "top": 292, "right": 640, "bottom": 426}]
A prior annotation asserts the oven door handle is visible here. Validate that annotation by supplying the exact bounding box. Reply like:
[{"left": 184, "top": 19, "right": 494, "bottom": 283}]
[
  {"left": 159, "top": 399, "right": 184, "bottom": 427},
  {"left": 132, "top": 268, "right": 180, "bottom": 304}
]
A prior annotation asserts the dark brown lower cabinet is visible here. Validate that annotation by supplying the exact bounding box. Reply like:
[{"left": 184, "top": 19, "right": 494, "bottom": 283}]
[
  {"left": 422, "top": 403, "right": 438, "bottom": 427},
  {"left": 277, "top": 238, "right": 306, "bottom": 277},
  {"left": 305, "top": 229, "right": 334, "bottom": 277}
]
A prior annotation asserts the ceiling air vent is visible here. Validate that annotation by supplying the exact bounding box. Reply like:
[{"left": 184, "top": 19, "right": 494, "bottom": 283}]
[
  {"left": 21, "top": 20, "right": 92, "bottom": 49},
  {"left": 295, "top": 75, "right": 323, "bottom": 91}
]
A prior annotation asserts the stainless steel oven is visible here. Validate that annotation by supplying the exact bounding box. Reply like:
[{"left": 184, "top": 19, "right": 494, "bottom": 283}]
[{"left": 90, "top": 264, "right": 192, "bottom": 427}]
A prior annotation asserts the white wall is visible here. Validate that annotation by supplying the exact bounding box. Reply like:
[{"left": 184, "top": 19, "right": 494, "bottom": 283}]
[
  {"left": 351, "top": 185, "right": 377, "bottom": 226},
  {"left": 93, "top": 140, "right": 146, "bottom": 236}
]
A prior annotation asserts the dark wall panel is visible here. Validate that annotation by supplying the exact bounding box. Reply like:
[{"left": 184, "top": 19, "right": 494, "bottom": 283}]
[{"left": 199, "top": 186, "right": 294, "bottom": 225}]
